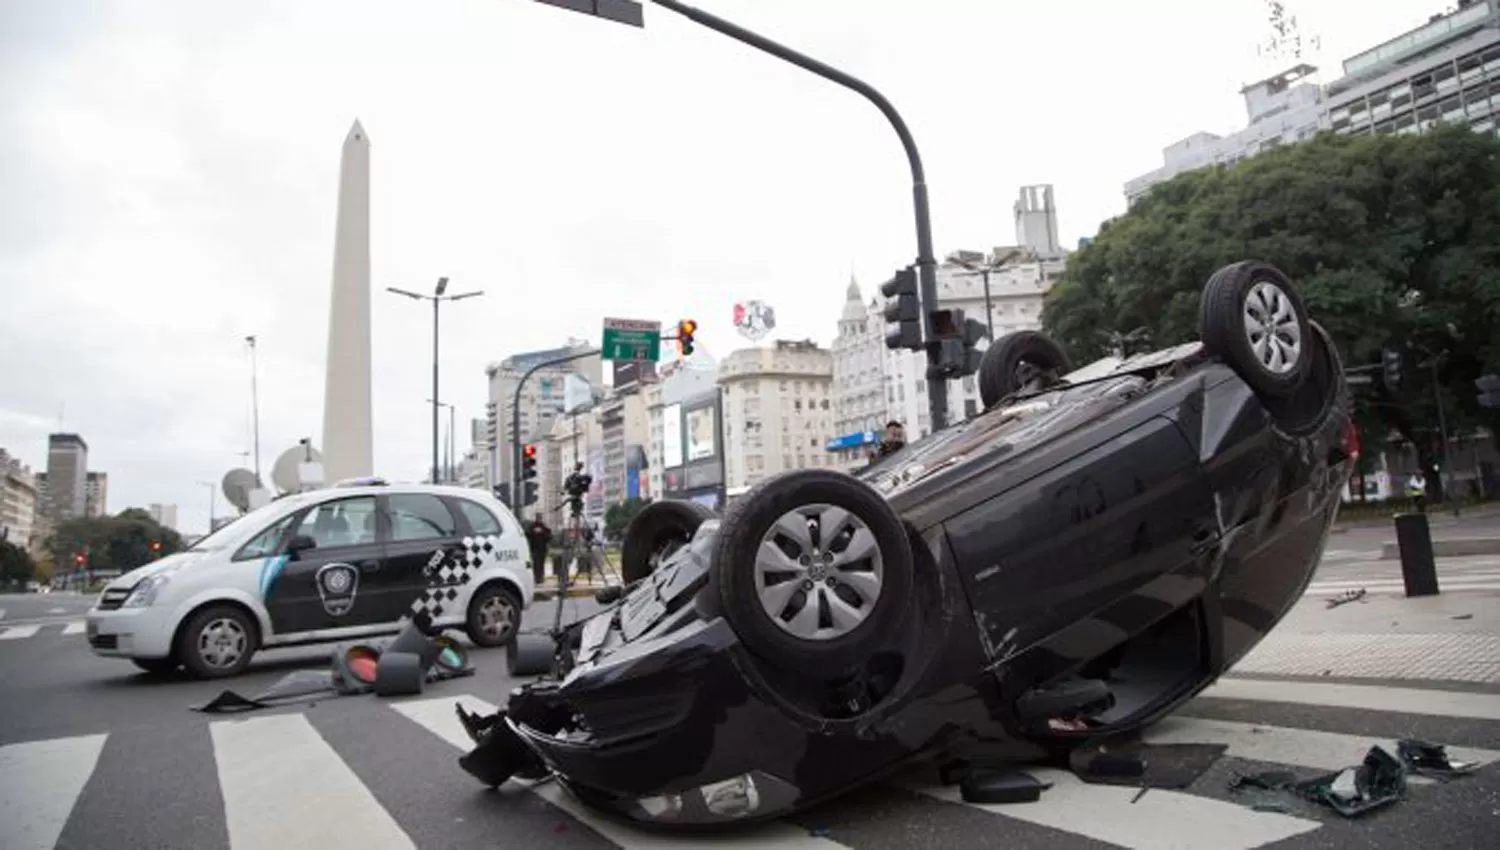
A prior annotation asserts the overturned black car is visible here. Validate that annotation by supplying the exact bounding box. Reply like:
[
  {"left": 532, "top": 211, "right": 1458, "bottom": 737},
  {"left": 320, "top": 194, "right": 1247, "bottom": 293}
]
[{"left": 458, "top": 261, "right": 1356, "bottom": 828}]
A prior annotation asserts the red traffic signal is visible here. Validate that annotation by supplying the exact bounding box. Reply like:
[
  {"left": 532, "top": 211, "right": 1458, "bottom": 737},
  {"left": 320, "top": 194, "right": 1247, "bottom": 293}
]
[
  {"left": 74, "top": 553, "right": 85, "bottom": 566},
  {"left": 523, "top": 444, "right": 537, "bottom": 458},
  {"left": 522, "top": 444, "right": 538, "bottom": 480},
  {"left": 676, "top": 319, "right": 697, "bottom": 356}
]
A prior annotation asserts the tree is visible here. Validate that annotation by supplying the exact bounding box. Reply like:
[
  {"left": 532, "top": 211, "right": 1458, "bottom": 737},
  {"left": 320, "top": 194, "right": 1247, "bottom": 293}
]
[
  {"left": 1043, "top": 124, "right": 1500, "bottom": 501},
  {"left": 603, "top": 498, "right": 650, "bottom": 542},
  {"left": 0, "top": 540, "right": 36, "bottom": 589},
  {"left": 47, "top": 508, "right": 184, "bottom": 575}
]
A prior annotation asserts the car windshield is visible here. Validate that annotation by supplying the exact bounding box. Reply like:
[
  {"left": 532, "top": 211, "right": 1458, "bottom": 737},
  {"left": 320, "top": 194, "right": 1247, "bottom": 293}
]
[{"left": 185, "top": 495, "right": 305, "bottom": 551}]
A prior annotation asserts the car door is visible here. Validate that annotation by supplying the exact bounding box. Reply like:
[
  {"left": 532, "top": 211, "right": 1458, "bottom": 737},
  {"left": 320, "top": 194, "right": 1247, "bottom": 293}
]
[
  {"left": 263, "top": 495, "right": 386, "bottom": 635},
  {"left": 379, "top": 492, "right": 467, "bottom": 625}
]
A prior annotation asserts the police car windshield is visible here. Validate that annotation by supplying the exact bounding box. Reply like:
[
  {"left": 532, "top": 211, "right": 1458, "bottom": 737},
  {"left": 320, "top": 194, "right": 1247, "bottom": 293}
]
[{"left": 185, "top": 494, "right": 304, "bottom": 551}]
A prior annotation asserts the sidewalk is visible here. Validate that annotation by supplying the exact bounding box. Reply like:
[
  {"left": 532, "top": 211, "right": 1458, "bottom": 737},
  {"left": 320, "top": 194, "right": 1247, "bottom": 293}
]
[
  {"left": 1232, "top": 584, "right": 1500, "bottom": 684},
  {"left": 533, "top": 570, "right": 616, "bottom": 600}
]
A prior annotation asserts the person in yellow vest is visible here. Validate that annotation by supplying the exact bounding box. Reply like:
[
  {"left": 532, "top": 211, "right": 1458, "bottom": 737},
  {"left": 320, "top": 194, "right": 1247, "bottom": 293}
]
[{"left": 1406, "top": 471, "right": 1427, "bottom": 513}]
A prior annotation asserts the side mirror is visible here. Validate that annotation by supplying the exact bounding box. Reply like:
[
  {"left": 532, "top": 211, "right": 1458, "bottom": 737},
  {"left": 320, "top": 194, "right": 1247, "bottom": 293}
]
[{"left": 288, "top": 534, "right": 317, "bottom": 555}]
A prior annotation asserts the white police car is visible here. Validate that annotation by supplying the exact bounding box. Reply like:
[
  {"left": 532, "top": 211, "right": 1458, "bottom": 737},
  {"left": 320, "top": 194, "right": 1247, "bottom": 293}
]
[{"left": 85, "top": 482, "right": 535, "bottom": 678}]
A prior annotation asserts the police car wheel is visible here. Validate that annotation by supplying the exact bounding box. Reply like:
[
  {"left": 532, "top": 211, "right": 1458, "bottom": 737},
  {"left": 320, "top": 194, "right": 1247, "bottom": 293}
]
[
  {"left": 467, "top": 584, "right": 521, "bottom": 648},
  {"left": 177, "top": 605, "right": 259, "bottom": 679}
]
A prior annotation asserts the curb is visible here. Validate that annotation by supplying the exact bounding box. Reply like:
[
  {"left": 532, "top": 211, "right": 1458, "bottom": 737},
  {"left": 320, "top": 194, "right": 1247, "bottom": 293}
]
[{"left": 533, "top": 585, "right": 612, "bottom": 601}]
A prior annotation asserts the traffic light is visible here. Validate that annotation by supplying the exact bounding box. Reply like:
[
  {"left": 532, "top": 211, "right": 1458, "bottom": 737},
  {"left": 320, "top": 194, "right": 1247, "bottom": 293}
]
[
  {"left": 150, "top": 540, "right": 162, "bottom": 558},
  {"left": 522, "top": 444, "right": 538, "bottom": 480},
  {"left": 676, "top": 319, "right": 697, "bottom": 356},
  {"left": 74, "top": 552, "right": 85, "bottom": 569},
  {"left": 1382, "top": 348, "right": 1402, "bottom": 390},
  {"left": 493, "top": 482, "right": 511, "bottom": 507},
  {"left": 1477, "top": 374, "right": 1500, "bottom": 409},
  {"left": 881, "top": 265, "right": 922, "bottom": 351},
  {"left": 927, "top": 308, "right": 988, "bottom": 378},
  {"left": 523, "top": 480, "right": 539, "bottom": 507}
]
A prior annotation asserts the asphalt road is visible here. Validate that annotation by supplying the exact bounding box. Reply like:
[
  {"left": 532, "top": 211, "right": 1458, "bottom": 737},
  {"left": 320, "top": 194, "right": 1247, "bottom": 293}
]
[{"left": 1, "top": 591, "right": 1497, "bottom": 850}]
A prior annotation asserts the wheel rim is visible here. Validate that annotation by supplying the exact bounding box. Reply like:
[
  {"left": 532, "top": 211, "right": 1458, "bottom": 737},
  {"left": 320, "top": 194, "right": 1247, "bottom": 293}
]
[
  {"left": 198, "top": 618, "right": 247, "bottom": 669},
  {"left": 1243, "top": 280, "right": 1302, "bottom": 374},
  {"left": 479, "top": 596, "right": 515, "bottom": 642},
  {"left": 754, "top": 504, "right": 883, "bottom": 641}
]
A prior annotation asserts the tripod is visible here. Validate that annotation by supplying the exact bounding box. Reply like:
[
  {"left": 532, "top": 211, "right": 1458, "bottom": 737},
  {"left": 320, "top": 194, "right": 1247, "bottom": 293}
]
[{"left": 540, "top": 495, "right": 622, "bottom": 678}]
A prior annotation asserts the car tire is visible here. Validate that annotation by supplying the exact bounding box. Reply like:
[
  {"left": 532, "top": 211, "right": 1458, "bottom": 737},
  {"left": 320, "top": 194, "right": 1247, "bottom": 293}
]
[
  {"left": 1199, "top": 260, "right": 1312, "bottom": 399},
  {"left": 713, "top": 469, "right": 914, "bottom": 677},
  {"left": 467, "top": 584, "right": 522, "bottom": 648},
  {"left": 620, "top": 499, "right": 715, "bottom": 584},
  {"left": 131, "top": 657, "right": 179, "bottom": 676},
  {"left": 177, "top": 605, "right": 259, "bottom": 679},
  {"left": 978, "top": 330, "right": 1073, "bottom": 409}
]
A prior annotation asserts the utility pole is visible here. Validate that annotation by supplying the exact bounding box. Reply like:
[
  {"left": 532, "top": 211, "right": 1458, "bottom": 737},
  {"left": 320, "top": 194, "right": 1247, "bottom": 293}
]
[
  {"left": 532, "top": 0, "right": 949, "bottom": 429},
  {"left": 246, "top": 335, "right": 262, "bottom": 486},
  {"left": 427, "top": 399, "right": 457, "bottom": 483},
  {"left": 389, "top": 278, "right": 483, "bottom": 485}
]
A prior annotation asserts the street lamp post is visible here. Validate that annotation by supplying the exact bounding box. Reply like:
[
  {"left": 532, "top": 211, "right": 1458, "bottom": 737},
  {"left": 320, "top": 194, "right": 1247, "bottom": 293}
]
[
  {"left": 532, "top": 0, "right": 949, "bottom": 430},
  {"left": 245, "top": 336, "right": 262, "bottom": 486},
  {"left": 510, "top": 348, "right": 602, "bottom": 514},
  {"left": 427, "top": 399, "right": 457, "bottom": 483},
  {"left": 197, "top": 481, "right": 216, "bottom": 534},
  {"left": 950, "top": 259, "right": 995, "bottom": 340},
  {"left": 388, "top": 278, "right": 483, "bottom": 486}
]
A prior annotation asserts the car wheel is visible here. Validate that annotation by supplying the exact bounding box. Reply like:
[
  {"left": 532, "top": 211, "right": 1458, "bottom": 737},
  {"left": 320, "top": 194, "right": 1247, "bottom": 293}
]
[
  {"left": 131, "top": 657, "right": 179, "bottom": 675},
  {"left": 1199, "top": 260, "right": 1312, "bottom": 399},
  {"left": 621, "top": 499, "right": 715, "bottom": 584},
  {"left": 713, "top": 469, "right": 914, "bottom": 677},
  {"left": 978, "top": 330, "right": 1072, "bottom": 409},
  {"left": 467, "top": 584, "right": 521, "bottom": 648},
  {"left": 178, "top": 606, "right": 258, "bottom": 679}
]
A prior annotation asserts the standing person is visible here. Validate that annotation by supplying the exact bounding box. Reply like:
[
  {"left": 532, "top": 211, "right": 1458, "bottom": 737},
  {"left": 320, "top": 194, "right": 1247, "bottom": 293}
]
[
  {"left": 1406, "top": 470, "right": 1428, "bottom": 513},
  {"left": 525, "top": 516, "right": 553, "bottom": 585},
  {"left": 875, "top": 420, "right": 906, "bottom": 459}
]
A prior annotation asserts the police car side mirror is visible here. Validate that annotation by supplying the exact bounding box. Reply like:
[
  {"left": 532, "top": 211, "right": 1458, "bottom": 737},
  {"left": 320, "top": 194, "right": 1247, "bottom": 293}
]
[{"left": 288, "top": 534, "right": 318, "bottom": 556}]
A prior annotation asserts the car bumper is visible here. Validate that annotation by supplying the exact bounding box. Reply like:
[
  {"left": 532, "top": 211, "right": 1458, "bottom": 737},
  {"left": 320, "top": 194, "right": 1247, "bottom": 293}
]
[
  {"left": 502, "top": 617, "right": 926, "bottom": 827},
  {"left": 84, "top": 607, "right": 175, "bottom": 659}
]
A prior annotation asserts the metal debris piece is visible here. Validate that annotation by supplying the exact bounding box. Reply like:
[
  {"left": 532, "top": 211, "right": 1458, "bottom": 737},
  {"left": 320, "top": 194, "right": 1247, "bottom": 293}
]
[
  {"left": 1293, "top": 745, "right": 1406, "bottom": 817},
  {"left": 1397, "top": 739, "right": 1478, "bottom": 780},
  {"left": 1451, "top": 613, "right": 1474, "bottom": 620},
  {"left": 1325, "top": 588, "right": 1367, "bottom": 609},
  {"left": 1229, "top": 770, "right": 1297, "bottom": 792},
  {"left": 960, "top": 768, "right": 1051, "bottom": 804}
]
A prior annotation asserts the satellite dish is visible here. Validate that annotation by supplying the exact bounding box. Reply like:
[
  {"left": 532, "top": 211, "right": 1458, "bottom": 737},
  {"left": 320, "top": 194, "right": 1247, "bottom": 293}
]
[
  {"left": 222, "top": 469, "right": 256, "bottom": 513},
  {"left": 271, "top": 444, "right": 323, "bottom": 494}
]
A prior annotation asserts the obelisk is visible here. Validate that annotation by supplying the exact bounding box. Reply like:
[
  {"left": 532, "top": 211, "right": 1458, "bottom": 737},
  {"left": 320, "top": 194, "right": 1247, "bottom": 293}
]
[{"left": 320, "top": 120, "right": 373, "bottom": 482}]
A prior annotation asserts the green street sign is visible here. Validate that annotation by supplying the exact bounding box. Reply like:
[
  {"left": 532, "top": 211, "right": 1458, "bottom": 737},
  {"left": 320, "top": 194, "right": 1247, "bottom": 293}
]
[{"left": 601, "top": 317, "right": 662, "bottom": 362}]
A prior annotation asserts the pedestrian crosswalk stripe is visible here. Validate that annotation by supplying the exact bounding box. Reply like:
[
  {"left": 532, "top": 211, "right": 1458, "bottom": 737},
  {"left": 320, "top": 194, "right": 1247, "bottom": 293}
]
[
  {"left": 210, "top": 713, "right": 416, "bottom": 850},
  {"left": 1304, "top": 578, "right": 1500, "bottom": 595},
  {"left": 62, "top": 622, "right": 85, "bottom": 636},
  {"left": 0, "top": 734, "right": 107, "bottom": 850},
  {"left": 0, "top": 625, "right": 41, "bottom": 640},
  {"left": 1143, "top": 715, "right": 1500, "bottom": 779},
  {"left": 899, "top": 765, "right": 1321, "bottom": 850},
  {"left": 1203, "top": 676, "right": 1500, "bottom": 720},
  {"left": 393, "top": 695, "right": 855, "bottom": 850}
]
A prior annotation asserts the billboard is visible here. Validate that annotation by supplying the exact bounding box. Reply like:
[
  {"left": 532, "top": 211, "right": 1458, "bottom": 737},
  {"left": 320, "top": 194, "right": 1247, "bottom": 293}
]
[
  {"left": 685, "top": 404, "right": 717, "bottom": 462},
  {"left": 662, "top": 403, "right": 684, "bottom": 469}
]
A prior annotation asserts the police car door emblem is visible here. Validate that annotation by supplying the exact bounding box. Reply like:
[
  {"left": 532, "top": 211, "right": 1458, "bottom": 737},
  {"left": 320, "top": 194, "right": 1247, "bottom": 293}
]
[{"left": 316, "top": 563, "right": 360, "bottom": 616}]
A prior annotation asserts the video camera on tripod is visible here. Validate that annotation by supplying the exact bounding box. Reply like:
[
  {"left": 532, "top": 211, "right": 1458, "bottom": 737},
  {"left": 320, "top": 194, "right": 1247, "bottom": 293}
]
[{"left": 562, "top": 463, "right": 592, "bottom": 514}]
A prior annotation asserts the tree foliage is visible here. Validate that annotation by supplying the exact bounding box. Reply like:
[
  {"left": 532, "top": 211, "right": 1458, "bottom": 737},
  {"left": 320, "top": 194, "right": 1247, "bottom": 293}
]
[
  {"left": 603, "top": 498, "right": 650, "bottom": 542},
  {"left": 1043, "top": 124, "right": 1500, "bottom": 493},
  {"left": 0, "top": 540, "right": 36, "bottom": 588},
  {"left": 46, "top": 509, "right": 183, "bottom": 574}
]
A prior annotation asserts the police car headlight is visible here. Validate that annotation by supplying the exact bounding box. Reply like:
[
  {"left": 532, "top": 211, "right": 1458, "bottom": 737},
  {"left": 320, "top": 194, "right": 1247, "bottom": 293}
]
[{"left": 123, "top": 574, "right": 170, "bottom": 608}]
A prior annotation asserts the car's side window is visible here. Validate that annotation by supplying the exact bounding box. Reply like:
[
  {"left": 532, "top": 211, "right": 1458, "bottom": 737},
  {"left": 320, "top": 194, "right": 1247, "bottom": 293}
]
[
  {"left": 294, "top": 496, "right": 378, "bottom": 549},
  {"left": 454, "top": 499, "right": 502, "bottom": 536},
  {"left": 232, "top": 514, "right": 298, "bottom": 562},
  {"left": 388, "top": 494, "right": 459, "bottom": 542}
]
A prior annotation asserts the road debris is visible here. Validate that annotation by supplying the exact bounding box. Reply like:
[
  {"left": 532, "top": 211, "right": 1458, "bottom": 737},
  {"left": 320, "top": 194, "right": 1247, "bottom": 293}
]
[{"left": 1324, "top": 588, "right": 1367, "bottom": 609}]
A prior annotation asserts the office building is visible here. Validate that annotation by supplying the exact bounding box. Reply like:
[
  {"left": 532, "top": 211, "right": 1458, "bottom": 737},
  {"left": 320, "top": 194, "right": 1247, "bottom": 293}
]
[
  {"left": 85, "top": 472, "right": 108, "bottom": 519},
  {"left": 719, "top": 340, "right": 834, "bottom": 496},
  {"left": 148, "top": 503, "right": 179, "bottom": 530},
  {"left": 484, "top": 341, "right": 603, "bottom": 503},
  {"left": 0, "top": 450, "right": 39, "bottom": 550},
  {"left": 45, "top": 434, "right": 88, "bottom": 522}
]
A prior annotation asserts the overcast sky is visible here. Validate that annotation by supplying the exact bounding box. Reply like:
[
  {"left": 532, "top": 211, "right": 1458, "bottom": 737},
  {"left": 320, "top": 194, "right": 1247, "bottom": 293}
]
[{"left": 0, "top": 0, "right": 1439, "bottom": 534}]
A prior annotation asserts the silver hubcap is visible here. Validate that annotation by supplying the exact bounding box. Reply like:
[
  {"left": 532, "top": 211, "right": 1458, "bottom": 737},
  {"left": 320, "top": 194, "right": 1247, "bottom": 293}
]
[
  {"left": 754, "top": 504, "right": 883, "bottom": 641},
  {"left": 198, "top": 618, "right": 247, "bottom": 669},
  {"left": 1243, "top": 281, "right": 1301, "bottom": 374},
  {"left": 480, "top": 596, "right": 515, "bottom": 640}
]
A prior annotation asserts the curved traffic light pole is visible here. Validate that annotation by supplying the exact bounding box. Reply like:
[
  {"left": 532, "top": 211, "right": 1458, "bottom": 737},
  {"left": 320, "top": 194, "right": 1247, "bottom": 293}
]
[
  {"left": 510, "top": 348, "right": 603, "bottom": 518},
  {"left": 534, "top": 0, "right": 948, "bottom": 430}
]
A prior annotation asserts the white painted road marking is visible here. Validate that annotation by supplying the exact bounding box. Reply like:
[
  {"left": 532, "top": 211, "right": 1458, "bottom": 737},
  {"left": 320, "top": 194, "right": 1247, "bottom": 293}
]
[
  {"left": 62, "top": 621, "right": 86, "bottom": 636},
  {"left": 0, "top": 625, "right": 42, "bottom": 640},
  {"left": 902, "top": 765, "right": 1320, "bottom": 850},
  {"left": 1204, "top": 677, "right": 1500, "bottom": 720},
  {"left": 210, "top": 713, "right": 415, "bottom": 850},
  {"left": 393, "top": 695, "right": 855, "bottom": 850},
  {"left": 0, "top": 734, "right": 107, "bottom": 850}
]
